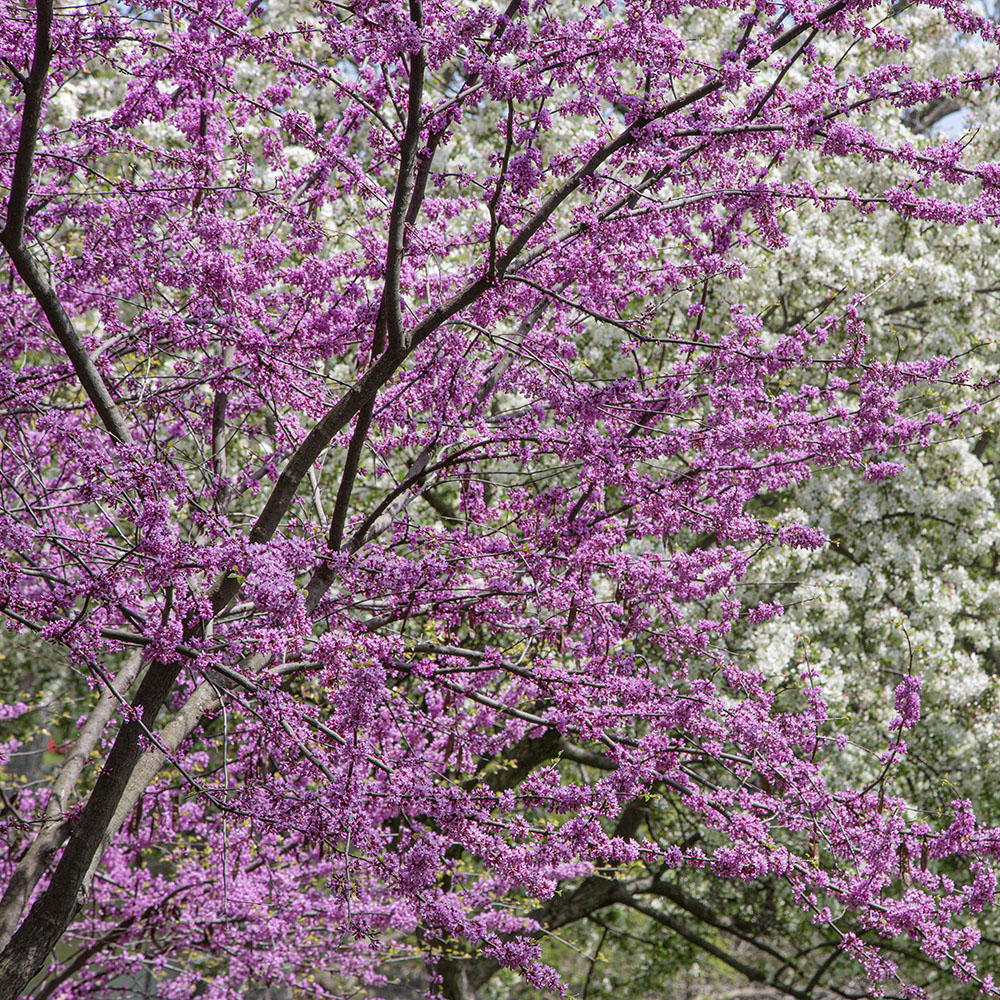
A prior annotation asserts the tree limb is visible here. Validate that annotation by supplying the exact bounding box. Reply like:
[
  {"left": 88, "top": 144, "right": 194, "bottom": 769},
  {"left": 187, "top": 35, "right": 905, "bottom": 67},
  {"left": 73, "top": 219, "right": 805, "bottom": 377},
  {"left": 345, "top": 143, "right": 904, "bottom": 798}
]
[
  {"left": 0, "top": 0, "right": 129, "bottom": 444},
  {"left": 0, "top": 655, "right": 184, "bottom": 997},
  {"left": 326, "top": 401, "right": 375, "bottom": 553},
  {"left": 381, "top": 0, "right": 425, "bottom": 352},
  {"left": 0, "top": 651, "right": 143, "bottom": 952}
]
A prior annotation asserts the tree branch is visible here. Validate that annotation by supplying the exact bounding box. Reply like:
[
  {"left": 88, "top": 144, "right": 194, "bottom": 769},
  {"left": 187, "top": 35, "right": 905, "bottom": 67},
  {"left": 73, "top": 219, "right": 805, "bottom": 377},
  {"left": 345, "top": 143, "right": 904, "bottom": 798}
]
[
  {"left": 0, "top": 0, "right": 129, "bottom": 444},
  {"left": 487, "top": 100, "right": 515, "bottom": 284},
  {"left": 616, "top": 888, "right": 810, "bottom": 999},
  {"left": 239, "top": 346, "right": 409, "bottom": 562},
  {"left": 211, "top": 346, "right": 235, "bottom": 509},
  {"left": 494, "top": 0, "right": 849, "bottom": 278},
  {"left": 0, "top": 656, "right": 184, "bottom": 997},
  {"left": 401, "top": 0, "right": 523, "bottom": 242},
  {"left": 381, "top": 0, "right": 425, "bottom": 352},
  {"left": 646, "top": 877, "right": 803, "bottom": 973},
  {"left": 439, "top": 799, "right": 650, "bottom": 1000},
  {"left": 0, "top": 651, "right": 143, "bottom": 952},
  {"left": 325, "top": 401, "right": 375, "bottom": 553}
]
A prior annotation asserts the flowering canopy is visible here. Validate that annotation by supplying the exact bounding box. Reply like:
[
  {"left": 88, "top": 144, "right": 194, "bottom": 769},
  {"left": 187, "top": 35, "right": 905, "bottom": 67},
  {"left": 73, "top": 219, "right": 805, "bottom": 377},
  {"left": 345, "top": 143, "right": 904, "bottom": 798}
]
[{"left": 1, "top": 0, "right": 1000, "bottom": 997}]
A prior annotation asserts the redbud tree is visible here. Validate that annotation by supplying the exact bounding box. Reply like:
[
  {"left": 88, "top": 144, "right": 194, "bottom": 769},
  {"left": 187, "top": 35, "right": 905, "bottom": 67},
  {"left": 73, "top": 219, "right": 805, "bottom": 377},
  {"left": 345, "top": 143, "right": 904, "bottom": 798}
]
[{"left": 1, "top": 0, "right": 1000, "bottom": 997}]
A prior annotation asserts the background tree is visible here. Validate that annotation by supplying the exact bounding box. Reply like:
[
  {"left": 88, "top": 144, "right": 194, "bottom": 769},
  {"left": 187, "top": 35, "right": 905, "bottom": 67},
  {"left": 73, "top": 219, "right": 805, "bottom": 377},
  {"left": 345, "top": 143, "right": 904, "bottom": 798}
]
[{"left": 2, "top": 1, "right": 1000, "bottom": 998}]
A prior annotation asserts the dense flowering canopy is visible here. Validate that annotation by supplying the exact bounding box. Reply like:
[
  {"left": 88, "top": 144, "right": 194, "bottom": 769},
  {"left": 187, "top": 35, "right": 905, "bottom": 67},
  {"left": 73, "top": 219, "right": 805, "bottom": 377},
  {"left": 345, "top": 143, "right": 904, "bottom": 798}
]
[{"left": 1, "top": 0, "right": 1000, "bottom": 997}]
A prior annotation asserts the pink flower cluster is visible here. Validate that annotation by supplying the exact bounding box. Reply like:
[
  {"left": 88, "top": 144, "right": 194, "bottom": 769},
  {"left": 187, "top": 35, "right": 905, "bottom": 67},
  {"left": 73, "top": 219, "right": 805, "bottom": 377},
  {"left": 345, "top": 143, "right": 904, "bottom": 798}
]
[{"left": 0, "top": 0, "right": 998, "bottom": 997}]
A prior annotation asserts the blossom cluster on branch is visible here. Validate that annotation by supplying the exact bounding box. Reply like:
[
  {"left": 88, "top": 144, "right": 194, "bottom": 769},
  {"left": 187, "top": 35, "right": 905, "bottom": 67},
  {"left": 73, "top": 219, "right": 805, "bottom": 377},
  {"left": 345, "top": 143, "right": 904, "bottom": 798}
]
[{"left": 1, "top": 0, "right": 1000, "bottom": 998}]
